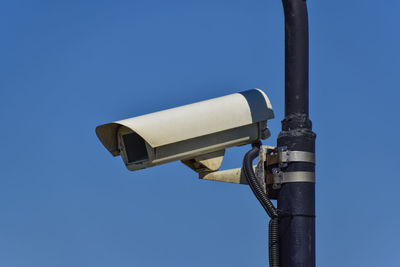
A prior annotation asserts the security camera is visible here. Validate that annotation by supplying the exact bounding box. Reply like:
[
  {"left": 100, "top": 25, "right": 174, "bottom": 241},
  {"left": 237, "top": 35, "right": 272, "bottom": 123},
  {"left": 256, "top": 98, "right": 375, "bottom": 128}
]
[{"left": 96, "top": 89, "right": 274, "bottom": 172}]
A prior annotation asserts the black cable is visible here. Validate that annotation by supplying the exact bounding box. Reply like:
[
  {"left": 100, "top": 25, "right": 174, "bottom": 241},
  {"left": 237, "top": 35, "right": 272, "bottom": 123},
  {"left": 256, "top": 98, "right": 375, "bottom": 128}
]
[
  {"left": 243, "top": 143, "right": 279, "bottom": 267},
  {"left": 269, "top": 218, "right": 279, "bottom": 267},
  {"left": 243, "top": 143, "right": 277, "bottom": 218}
]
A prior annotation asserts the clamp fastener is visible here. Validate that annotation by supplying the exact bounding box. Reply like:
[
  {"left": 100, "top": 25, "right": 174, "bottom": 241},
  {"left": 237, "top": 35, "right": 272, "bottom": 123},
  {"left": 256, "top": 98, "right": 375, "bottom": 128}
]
[
  {"left": 267, "top": 148, "right": 315, "bottom": 165},
  {"left": 266, "top": 171, "right": 315, "bottom": 189},
  {"left": 266, "top": 147, "right": 316, "bottom": 188}
]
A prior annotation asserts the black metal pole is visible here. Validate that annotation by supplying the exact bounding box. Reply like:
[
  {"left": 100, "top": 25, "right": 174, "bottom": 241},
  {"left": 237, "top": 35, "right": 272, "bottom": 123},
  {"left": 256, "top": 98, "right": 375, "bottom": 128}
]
[{"left": 277, "top": 0, "right": 316, "bottom": 266}]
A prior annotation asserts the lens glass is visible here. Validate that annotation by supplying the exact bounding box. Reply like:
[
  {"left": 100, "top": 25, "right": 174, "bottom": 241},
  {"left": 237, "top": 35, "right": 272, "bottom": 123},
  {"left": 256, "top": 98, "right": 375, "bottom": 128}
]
[{"left": 122, "top": 133, "right": 149, "bottom": 163}]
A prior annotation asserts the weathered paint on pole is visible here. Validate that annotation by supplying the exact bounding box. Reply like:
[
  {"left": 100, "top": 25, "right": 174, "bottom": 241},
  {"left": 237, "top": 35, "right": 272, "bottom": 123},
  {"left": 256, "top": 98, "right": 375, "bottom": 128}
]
[{"left": 277, "top": 0, "right": 316, "bottom": 266}]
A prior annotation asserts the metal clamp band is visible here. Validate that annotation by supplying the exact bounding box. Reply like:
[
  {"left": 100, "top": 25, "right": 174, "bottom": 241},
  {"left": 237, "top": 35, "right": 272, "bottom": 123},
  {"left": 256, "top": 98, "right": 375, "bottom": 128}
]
[
  {"left": 266, "top": 171, "right": 315, "bottom": 186},
  {"left": 267, "top": 150, "right": 315, "bottom": 165}
]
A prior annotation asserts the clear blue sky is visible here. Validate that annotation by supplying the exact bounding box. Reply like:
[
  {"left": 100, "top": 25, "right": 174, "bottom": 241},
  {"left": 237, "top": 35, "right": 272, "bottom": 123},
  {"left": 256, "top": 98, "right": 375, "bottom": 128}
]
[{"left": 1, "top": 0, "right": 399, "bottom": 266}]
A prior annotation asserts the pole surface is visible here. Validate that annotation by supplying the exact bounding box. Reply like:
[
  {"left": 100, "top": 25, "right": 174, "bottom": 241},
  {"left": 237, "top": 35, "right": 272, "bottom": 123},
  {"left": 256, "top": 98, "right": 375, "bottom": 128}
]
[{"left": 277, "top": 0, "right": 316, "bottom": 266}]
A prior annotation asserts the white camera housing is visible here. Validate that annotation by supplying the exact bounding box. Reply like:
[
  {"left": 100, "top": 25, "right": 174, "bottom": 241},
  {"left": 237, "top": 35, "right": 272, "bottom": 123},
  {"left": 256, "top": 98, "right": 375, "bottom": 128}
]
[{"left": 96, "top": 89, "right": 274, "bottom": 172}]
